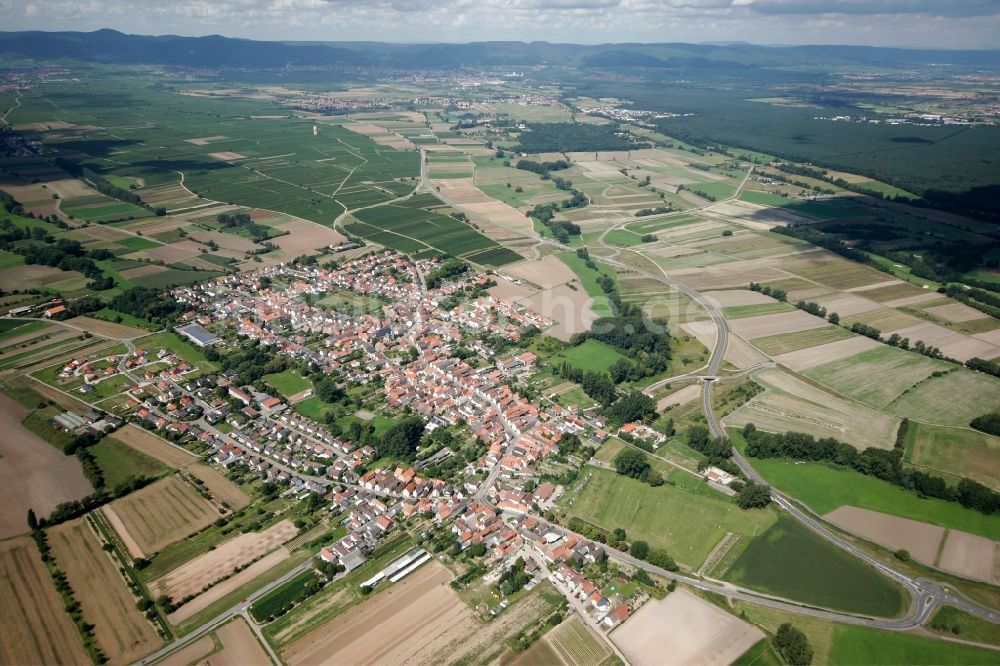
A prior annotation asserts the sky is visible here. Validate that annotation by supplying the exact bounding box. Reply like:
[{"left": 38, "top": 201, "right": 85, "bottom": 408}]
[{"left": 3, "top": 0, "right": 1000, "bottom": 49}]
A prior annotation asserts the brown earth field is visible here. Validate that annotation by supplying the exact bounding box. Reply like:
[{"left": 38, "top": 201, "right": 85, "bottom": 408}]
[
  {"left": 1, "top": 329, "right": 78, "bottom": 361},
  {"left": 65, "top": 315, "right": 148, "bottom": 339},
  {"left": 0, "top": 535, "right": 90, "bottom": 665},
  {"left": 502, "top": 256, "right": 577, "bottom": 289},
  {"left": 610, "top": 588, "right": 763, "bottom": 666},
  {"left": 923, "top": 302, "right": 989, "bottom": 323},
  {"left": 657, "top": 384, "right": 702, "bottom": 411},
  {"left": 729, "top": 310, "right": 830, "bottom": 340},
  {"left": 518, "top": 283, "right": 597, "bottom": 341},
  {"left": 703, "top": 289, "right": 776, "bottom": 307},
  {"left": 161, "top": 635, "right": 215, "bottom": 665},
  {"left": 208, "top": 151, "right": 247, "bottom": 161},
  {"left": 886, "top": 322, "right": 1000, "bottom": 362},
  {"left": 0, "top": 264, "right": 84, "bottom": 291},
  {"left": 824, "top": 506, "right": 945, "bottom": 565},
  {"left": 167, "top": 548, "right": 291, "bottom": 625},
  {"left": 111, "top": 423, "right": 198, "bottom": 469},
  {"left": 152, "top": 519, "right": 297, "bottom": 602},
  {"left": 724, "top": 334, "right": 770, "bottom": 369},
  {"left": 0, "top": 393, "right": 92, "bottom": 538},
  {"left": 108, "top": 474, "right": 219, "bottom": 557},
  {"left": 267, "top": 217, "right": 346, "bottom": 255},
  {"left": 284, "top": 561, "right": 555, "bottom": 665},
  {"left": 141, "top": 244, "right": 202, "bottom": 264},
  {"left": 48, "top": 518, "right": 163, "bottom": 664},
  {"left": 772, "top": 336, "right": 881, "bottom": 372},
  {"left": 185, "top": 463, "right": 251, "bottom": 510},
  {"left": 938, "top": 530, "right": 999, "bottom": 584},
  {"left": 208, "top": 618, "right": 272, "bottom": 666},
  {"left": 120, "top": 264, "right": 170, "bottom": 280}
]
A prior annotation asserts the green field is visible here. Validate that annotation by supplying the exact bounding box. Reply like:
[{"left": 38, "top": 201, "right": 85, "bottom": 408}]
[
  {"left": 557, "top": 251, "right": 617, "bottom": 317},
  {"left": 567, "top": 466, "right": 777, "bottom": 568},
  {"left": 134, "top": 331, "right": 217, "bottom": 370},
  {"left": 888, "top": 370, "right": 1000, "bottom": 428},
  {"left": 828, "top": 624, "right": 1000, "bottom": 665},
  {"left": 905, "top": 422, "right": 1000, "bottom": 491},
  {"left": 264, "top": 369, "right": 312, "bottom": 398},
  {"left": 604, "top": 229, "right": 645, "bottom": 247},
  {"left": 928, "top": 606, "right": 1000, "bottom": 647},
  {"left": 250, "top": 570, "right": 320, "bottom": 622},
  {"left": 752, "top": 326, "right": 854, "bottom": 355},
  {"left": 738, "top": 191, "right": 856, "bottom": 219},
  {"left": 0, "top": 319, "right": 47, "bottom": 341},
  {"left": 0, "top": 249, "right": 25, "bottom": 269},
  {"left": 551, "top": 339, "right": 628, "bottom": 374},
  {"left": 725, "top": 516, "right": 905, "bottom": 617},
  {"left": 90, "top": 436, "right": 170, "bottom": 489},
  {"left": 733, "top": 640, "right": 782, "bottom": 666},
  {"left": 723, "top": 302, "right": 795, "bottom": 319},
  {"left": 731, "top": 430, "right": 1000, "bottom": 540},
  {"left": 805, "top": 346, "right": 948, "bottom": 410}
]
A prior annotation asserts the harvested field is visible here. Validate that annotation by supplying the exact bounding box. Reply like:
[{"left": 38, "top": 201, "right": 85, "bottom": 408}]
[
  {"left": 503, "top": 256, "right": 577, "bottom": 289},
  {"left": 187, "top": 230, "right": 259, "bottom": 253},
  {"left": 610, "top": 588, "right": 763, "bottom": 666},
  {"left": 49, "top": 518, "right": 162, "bottom": 664},
  {"left": 824, "top": 506, "right": 944, "bottom": 565},
  {"left": 0, "top": 264, "right": 83, "bottom": 291},
  {"left": 923, "top": 302, "right": 990, "bottom": 323},
  {"left": 168, "top": 548, "right": 291, "bottom": 624},
  {"left": 0, "top": 535, "right": 89, "bottom": 665},
  {"left": 657, "top": 384, "right": 702, "bottom": 411},
  {"left": 666, "top": 262, "right": 787, "bottom": 291},
  {"left": 681, "top": 320, "right": 718, "bottom": 353},
  {"left": 729, "top": 310, "right": 829, "bottom": 340},
  {"left": 267, "top": 218, "right": 346, "bottom": 255},
  {"left": 883, "top": 292, "right": 944, "bottom": 308},
  {"left": 891, "top": 371, "right": 1000, "bottom": 428},
  {"left": 884, "top": 322, "right": 1000, "bottom": 363},
  {"left": 111, "top": 423, "right": 198, "bottom": 469},
  {"left": 185, "top": 136, "right": 228, "bottom": 145},
  {"left": 142, "top": 244, "right": 201, "bottom": 264},
  {"left": 285, "top": 561, "right": 554, "bottom": 665},
  {"left": 725, "top": 334, "right": 770, "bottom": 369},
  {"left": 723, "top": 368, "right": 900, "bottom": 451},
  {"left": 108, "top": 474, "right": 219, "bottom": 557},
  {"left": 812, "top": 292, "right": 882, "bottom": 317},
  {"left": 488, "top": 279, "right": 537, "bottom": 301},
  {"left": 119, "top": 264, "right": 168, "bottom": 280},
  {"left": 844, "top": 307, "right": 922, "bottom": 333},
  {"left": 64, "top": 315, "right": 148, "bottom": 340},
  {"left": 152, "top": 520, "right": 297, "bottom": 602},
  {"left": 752, "top": 326, "right": 854, "bottom": 356},
  {"left": 704, "top": 289, "right": 776, "bottom": 307},
  {"left": 162, "top": 635, "right": 215, "bottom": 665},
  {"left": 805, "top": 346, "right": 947, "bottom": 410},
  {"left": 938, "top": 531, "right": 998, "bottom": 584},
  {"left": 0, "top": 393, "right": 92, "bottom": 538},
  {"left": 209, "top": 619, "right": 272, "bottom": 666},
  {"left": 208, "top": 151, "right": 247, "bottom": 161},
  {"left": 773, "top": 336, "right": 881, "bottom": 371},
  {"left": 906, "top": 423, "right": 1000, "bottom": 490},
  {"left": 518, "top": 283, "right": 597, "bottom": 341},
  {"left": 186, "top": 463, "right": 251, "bottom": 510}
]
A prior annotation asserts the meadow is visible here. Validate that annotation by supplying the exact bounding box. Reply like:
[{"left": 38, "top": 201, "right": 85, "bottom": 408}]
[
  {"left": 731, "top": 430, "right": 1000, "bottom": 540},
  {"left": 724, "top": 516, "right": 905, "bottom": 617},
  {"left": 264, "top": 369, "right": 313, "bottom": 398},
  {"left": 828, "top": 625, "right": 1000, "bottom": 665},
  {"left": 550, "top": 339, "right": 628, "bottom": 374},
  {"left": 904, "top": 423, "right": 1000, "bottom": 491},
  {"left": 90, "top": 436, "right": 170, "bottom": 489},
  {"left": 566, "top": 466, "right": 777, "bottom": 568}
]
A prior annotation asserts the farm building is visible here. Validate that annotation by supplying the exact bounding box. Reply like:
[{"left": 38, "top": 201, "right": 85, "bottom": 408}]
[{"left": 176, "top": 323, "right": 220, "bottom": 347}]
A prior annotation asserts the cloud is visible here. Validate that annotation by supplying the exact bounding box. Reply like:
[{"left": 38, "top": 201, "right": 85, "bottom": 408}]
[{"left": 741, "top": 0, "right": 1000, "bottom": 18}]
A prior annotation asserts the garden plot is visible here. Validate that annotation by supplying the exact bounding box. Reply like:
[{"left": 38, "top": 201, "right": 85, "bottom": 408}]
[
  {"left": 729, "top": 310, "right": 829, "bottom": 340},
  {"left": 723, "top": 368, "right": 900, "bottom": 451},
  {"left": 611, "top": 589, "right": 763, "bottom": 666}
]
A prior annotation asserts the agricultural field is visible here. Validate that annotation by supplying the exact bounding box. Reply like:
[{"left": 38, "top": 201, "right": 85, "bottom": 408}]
[
  {"left": 161, "top": 617, "right": 271, "bottom": 666},
  {"left": 723, "top": 516, "right": 906, "bottom": 617},
  {"left": 565, "top": 467, "right": 777, "bottom": 568},
  {"left": 828, "top": 625, "right": 1000, "bottom": 665},
  {"left": 611, "top": 589, "right": 763, "bottom": 666},
  {"left": 904, "top": 422, "right": 1000, "bottom": 491},
  {"left": 89, "top": 436, "right": 170, "bottom": 489},
  {"left": 535, "top": 615, "right": 614, "bottom": 666},
  {"left": 104, "top": 474, "right": 220, "bottom": 557},
  {"left": 888, "top": 370, "right": 1000, "bottom": 428},
  {"left": 0, "top": 535, "right": 90, "bottom": 665},
  {"left": 732, "top": 429, "right": 1000, "bottom": 540},
  {"left": 48, "top": 518, "right": 163, "bottom": 664},
  {"left": 550, "top": 339, "right": 628, "bottom": 374}
]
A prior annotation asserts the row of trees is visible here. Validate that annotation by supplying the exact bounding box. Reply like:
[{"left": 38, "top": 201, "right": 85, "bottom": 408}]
[{"left": 742, "top": 423, "right": 1000, "bottom": 514}]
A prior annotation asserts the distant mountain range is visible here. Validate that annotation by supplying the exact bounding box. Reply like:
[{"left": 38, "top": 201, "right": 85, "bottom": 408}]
[{"left": 2, "top": 29, "right": 999, "bottom": 70}]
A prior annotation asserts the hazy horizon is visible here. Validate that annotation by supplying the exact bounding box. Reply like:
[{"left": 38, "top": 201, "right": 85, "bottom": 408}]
[{"left": 4, "top": 0, "right": 999, "bottom": 50}]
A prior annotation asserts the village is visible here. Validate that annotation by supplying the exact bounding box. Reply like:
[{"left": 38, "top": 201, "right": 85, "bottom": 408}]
[{"left": 39, "top": 249, "right": 667, "bottom": 634}]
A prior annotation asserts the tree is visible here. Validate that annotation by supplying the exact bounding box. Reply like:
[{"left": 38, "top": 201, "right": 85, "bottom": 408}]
[
  {"left": 27, "top": 509, "right": 37, "bottom": 531},
  {"left": 314, "top": 377, "right": 344, "bottom": 404},
  {"left": 613, "top": 448, "right": 650, "bottom": 480},
  {"left": 737, "top": 482, "right": 772, "bottom": 509},
  {"left": 630, "top": 540, "right": 649, "bottom": 560},
  {"left": 603, "top": 391, "right": 656, "bottom": 425},
  {"left": 379, "top": 416, "right": 425, "bottom": 459},
  {"left": 828, "top": 311, "right": 840, "bottom": 325},
  {"left": 773, "top": 623, "right": 813, "bottom": 666}
]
